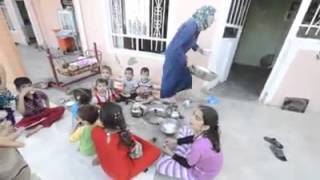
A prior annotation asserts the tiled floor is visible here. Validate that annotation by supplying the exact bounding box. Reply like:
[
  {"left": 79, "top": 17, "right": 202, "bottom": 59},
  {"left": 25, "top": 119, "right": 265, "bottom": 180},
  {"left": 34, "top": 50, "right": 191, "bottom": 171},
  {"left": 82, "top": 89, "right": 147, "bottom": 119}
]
[{"left": 17, "top": 45, "right": 320, "bottom": 180}]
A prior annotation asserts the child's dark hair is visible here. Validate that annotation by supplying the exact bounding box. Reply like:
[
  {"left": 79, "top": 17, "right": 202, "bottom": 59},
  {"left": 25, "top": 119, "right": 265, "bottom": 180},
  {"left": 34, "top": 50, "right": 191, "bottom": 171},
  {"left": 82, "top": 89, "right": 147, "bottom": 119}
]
[
  {"left": 100, "top": 102, "right": 134, "bottom": 148},
  {"left": 101, "top": 65, "right": 112, "bottom": 74},
  {"left": 198, "top": 105, "right": 221, "bottom": 153},
  {"left": 14, "top": 77, "right": 32, "bottom": 90},
  {"left": 140, "top": 67, "right": 149, "bottom": 75},
  {"left": 72, "top": 88, "right": 92, "bottom": 105},
  {"left": 125, "top": 67, "right": 134, "bottom": 74},
  {"left": 77, "top": 105, "right": 98, "bottom": 124},
  {"left": 95, "top": 78, "right": 108, "bottom": 87}
]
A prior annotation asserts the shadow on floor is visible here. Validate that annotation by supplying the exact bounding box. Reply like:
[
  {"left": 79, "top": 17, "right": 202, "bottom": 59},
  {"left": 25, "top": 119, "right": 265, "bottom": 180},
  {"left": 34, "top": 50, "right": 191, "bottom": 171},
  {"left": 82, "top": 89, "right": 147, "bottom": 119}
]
[{"left": 208, "top": 63, "right": 271, "bottom": 101}]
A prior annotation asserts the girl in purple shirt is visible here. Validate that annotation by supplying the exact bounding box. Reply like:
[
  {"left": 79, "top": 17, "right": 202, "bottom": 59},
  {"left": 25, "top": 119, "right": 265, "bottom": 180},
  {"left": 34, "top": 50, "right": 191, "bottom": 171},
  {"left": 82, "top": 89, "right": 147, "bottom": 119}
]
[{"left": 157, "top": 105, "right": 223, "bottom": 180}]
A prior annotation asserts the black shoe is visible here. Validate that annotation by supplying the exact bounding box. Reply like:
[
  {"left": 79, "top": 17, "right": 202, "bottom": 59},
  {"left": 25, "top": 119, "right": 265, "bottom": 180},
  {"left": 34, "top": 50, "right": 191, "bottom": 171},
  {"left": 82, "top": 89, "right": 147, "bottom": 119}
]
[
  {"left": 144, "top": 168, "right": 149, "bottom": 173},
  {"left": 269, "top": 145, "right": 287, "bottom": 162},
  {"left": 264, "top": 136, "right": 284, "bottom": 149}
]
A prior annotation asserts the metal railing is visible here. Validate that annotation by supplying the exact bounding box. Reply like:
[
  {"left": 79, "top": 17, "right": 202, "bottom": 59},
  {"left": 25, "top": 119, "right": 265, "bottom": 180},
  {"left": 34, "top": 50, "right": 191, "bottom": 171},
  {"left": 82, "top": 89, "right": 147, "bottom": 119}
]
[{"left": 298, "top": 1, "right": 320, "bottom": 39}]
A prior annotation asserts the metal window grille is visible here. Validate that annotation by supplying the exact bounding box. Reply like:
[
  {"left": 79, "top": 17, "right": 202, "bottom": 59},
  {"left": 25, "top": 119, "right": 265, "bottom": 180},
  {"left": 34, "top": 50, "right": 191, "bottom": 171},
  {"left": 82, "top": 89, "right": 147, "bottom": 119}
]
[
  {"left": 109, "top": 0, "right": 169, "bottom": 54},
  {"left": 223, "top": 0, "right": 251, "bottom": 38},
  {"left": 297, "top": 0, "right": 320, "bottom": 39},
  {"left": 0, "top": 2, "right": 15, "bottom": 31},
  {"left": 58, "top": 9, "right": 77, "bottom": 33},
  {"left": 227, "top": 0, "right": 251, "bottom": 26}
]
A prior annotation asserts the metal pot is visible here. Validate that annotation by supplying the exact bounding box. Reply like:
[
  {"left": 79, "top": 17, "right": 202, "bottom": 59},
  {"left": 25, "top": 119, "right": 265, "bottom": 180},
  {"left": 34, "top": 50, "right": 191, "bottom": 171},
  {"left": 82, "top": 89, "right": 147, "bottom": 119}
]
[
  {"left": 189, "top": 65, "right": 218, "bottom": 81},
  {"left": 130, "top": 103, "right": 146, "bottom": 118}
]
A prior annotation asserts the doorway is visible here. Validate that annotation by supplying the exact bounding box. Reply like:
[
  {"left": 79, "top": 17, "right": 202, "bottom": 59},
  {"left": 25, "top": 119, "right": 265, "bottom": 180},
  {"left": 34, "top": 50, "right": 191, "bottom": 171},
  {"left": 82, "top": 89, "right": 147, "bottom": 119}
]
[
  {"left": 16, "top": 0, "right": 36, "bottom": 44},
  {"left": 212, "top": 0, "right": 301, "bottom": 101}
]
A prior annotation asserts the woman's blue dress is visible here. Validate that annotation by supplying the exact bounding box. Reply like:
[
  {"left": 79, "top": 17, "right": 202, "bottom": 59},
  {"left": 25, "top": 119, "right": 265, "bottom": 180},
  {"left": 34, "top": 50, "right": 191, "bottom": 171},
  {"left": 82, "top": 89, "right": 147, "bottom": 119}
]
[{"left": 161, "top": 19, "right": 200, "bottom": 98}]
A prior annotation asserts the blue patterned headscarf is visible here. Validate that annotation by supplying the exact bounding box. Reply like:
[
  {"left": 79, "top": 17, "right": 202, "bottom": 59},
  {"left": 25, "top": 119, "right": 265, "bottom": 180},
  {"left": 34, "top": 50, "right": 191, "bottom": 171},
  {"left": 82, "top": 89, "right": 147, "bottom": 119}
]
[{"left": 192, "top": 5, "right": 216, "bottom": 31}]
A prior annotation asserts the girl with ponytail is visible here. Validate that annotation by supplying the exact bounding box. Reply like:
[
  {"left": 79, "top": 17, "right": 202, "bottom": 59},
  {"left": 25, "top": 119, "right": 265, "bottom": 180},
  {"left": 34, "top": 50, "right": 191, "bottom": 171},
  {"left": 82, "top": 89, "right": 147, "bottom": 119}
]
[
  {"left": 91, "top": 102, "right": 160, "bottom": 179},
  {"left": 157, "top": 105, "right": 223, "bottom": 180}
]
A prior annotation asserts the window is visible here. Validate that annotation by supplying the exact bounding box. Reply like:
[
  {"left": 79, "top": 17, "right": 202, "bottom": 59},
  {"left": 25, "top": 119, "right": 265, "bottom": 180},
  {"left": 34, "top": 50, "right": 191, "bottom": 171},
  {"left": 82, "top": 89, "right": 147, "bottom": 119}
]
[
  {"left": 0, "top": 2, "right": 15, "bottom": 30},
  {"left": 109, "top": 0, "right": 169, "bottom": 54},
  {"left": 58, "top": 9, "right": 77, "bottom": 32},
  {"left": 297, "top": 0, "right": 320, "bottom": 39},
  {"left": 223, "top": 0, "right": 251, "bottom": 38}
]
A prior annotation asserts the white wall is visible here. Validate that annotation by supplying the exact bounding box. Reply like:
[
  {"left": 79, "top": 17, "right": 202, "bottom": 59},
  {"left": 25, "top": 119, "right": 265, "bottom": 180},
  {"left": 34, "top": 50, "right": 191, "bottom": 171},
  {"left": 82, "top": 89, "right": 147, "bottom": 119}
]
[
  {"left": 260, "top": 0, "right": 320, "bottom": 112},
  {"left": 270, "top": 49, "right": 320, "bottom": 112}
]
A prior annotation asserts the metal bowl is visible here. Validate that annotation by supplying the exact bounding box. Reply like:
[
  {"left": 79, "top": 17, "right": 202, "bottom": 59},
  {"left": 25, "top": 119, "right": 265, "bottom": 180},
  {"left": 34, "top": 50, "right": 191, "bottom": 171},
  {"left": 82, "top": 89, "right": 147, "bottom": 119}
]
[
  {"left": 148, "top": 106, "right": 168, "bottom": 118},
  {"left": 143, "top": 112, "right": 165, "bottom": 125},
  {"left": 160, "top": 119, "right": 179, "bottom": 135},
  {"left": 189, "top": 65, "right": 218, "bottom": 81}
]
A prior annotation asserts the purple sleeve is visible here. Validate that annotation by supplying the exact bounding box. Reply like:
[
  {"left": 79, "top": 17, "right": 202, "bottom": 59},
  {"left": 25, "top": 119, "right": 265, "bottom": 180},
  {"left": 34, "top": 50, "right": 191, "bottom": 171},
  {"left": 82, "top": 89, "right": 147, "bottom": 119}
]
[{"left": 186, "top": 141, "right": 202, "bottom": 166}]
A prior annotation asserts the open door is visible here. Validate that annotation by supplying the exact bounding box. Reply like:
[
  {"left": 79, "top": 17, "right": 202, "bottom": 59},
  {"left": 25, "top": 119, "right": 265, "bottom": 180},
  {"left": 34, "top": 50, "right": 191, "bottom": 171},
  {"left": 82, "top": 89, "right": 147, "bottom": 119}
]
[{"left": 215, "top": 0, "right": 251, "bottom": 82}]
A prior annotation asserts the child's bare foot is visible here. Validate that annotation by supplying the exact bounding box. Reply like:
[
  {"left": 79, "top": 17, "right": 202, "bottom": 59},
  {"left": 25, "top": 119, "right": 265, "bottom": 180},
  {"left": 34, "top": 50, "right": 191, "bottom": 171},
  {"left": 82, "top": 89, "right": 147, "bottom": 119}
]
[
  {"left": 92, "top": 157, "right": 100, "bottom": 166},
  {"left": 26, "top": 125, "right": 44, "bottom": 138}
]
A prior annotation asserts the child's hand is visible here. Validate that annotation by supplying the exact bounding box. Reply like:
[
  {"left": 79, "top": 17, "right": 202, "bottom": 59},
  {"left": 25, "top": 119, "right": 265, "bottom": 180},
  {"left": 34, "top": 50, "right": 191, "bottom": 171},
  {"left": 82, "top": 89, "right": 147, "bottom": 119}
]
[{"left": 162, "top": 144, "right": 174, "bottom": 156}]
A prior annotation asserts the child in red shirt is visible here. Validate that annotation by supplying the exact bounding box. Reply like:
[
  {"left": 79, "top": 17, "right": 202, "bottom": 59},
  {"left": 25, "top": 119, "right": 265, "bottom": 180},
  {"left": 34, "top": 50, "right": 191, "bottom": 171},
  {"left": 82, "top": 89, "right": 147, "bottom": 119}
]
[{"left": 92, "top": 102, "right": 160, "bottom": 180}]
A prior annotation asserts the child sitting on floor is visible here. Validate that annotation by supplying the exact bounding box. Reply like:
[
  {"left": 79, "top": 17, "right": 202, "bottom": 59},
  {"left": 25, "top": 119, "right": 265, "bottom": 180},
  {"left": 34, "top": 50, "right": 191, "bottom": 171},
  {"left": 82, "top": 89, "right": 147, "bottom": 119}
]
[
  {"left": 136, "top": 67, "right": 154, "bottom": 104},
  {"left": 14, "top": 77, "right": 65, "bottom": 136},
  {"left": 91, "top": 102, "right": 161, "bottom": 179},
  {"left": 70, "top": 104, "right": 98, "bottom": 156},
  {"left": 0, "top": 65, "right": 16, "bottom": 125},
  {"left": 119, "top": 67, "right": 138, "bottom": 103},
  {"left": 70, "top": 88, "right": 92, "bottom": 127},
  {"left": 100, "top": 65, "right": 114, "bottom": 89},
  {"left": 157, "top": 105, "right": 223, "bottom": 180},
  {"left": 92, "top": 78, "right": 119, "bottom": 107}
]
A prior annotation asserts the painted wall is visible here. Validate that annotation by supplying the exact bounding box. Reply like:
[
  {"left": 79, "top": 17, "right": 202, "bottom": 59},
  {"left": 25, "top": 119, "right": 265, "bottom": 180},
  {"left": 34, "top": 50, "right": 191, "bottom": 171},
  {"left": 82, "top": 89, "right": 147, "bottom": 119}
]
[
  {"left": 26, "top": 0, "right": 61, "bottom": 48},
  {"left": 0, "top": 11, "right": 26, "bottom": 91},
  {"left": 74, "top": 0, "right": 225, "bottom": 85},
  {"left": 270, "top": 49, "right": 320, "bottom": 112},
  {"left": 234, "top": 0, "right": 296, "bottom": 67},
  {"left": 4, "top": 0, "right": 28, "bottom": 44}
]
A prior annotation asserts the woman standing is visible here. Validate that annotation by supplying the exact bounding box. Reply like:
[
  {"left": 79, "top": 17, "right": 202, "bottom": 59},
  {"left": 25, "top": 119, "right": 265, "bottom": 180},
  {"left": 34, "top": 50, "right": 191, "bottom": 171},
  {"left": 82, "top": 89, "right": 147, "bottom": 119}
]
[
  {"left": 161, "top": 6, "right": 216, "bottom": 101},
  {"left": 91, "top": 102, "right": 160, "bottom": 180},
  {"left": 157, "top": 105, "right": 223, "bottom": 180}
]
